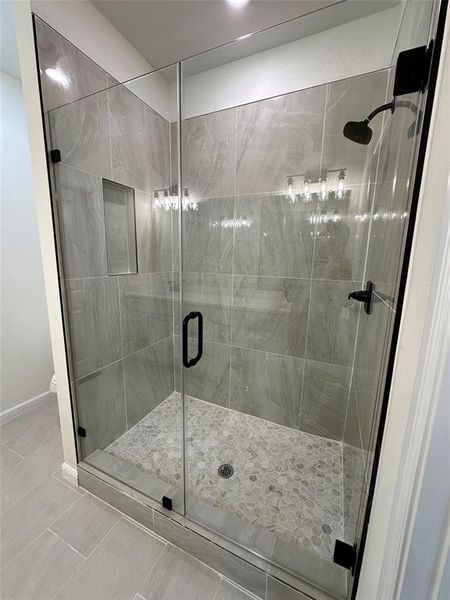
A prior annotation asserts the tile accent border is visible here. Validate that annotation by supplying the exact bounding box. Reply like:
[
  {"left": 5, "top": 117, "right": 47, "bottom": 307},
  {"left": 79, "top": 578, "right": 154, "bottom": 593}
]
[{"left": 78, "top": 464, "right": 342, "bottom": 600}]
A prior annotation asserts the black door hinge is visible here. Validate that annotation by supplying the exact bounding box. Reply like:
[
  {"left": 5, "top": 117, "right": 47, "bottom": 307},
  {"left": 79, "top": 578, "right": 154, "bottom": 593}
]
[
  {"left": 50, "top": 149, "right": 61, "bottom": 163},
  {"left": 77, "top": 426, "right": 86, "bottom": 438},
  {"left": 393, "top": 42, "right": 434, "bottom": 96},
  {"left": 333, "top": 540, "right": 357, "bottom": 573},
  {"left": 161, "top": 496, "right": 173, "bottom": 510}
]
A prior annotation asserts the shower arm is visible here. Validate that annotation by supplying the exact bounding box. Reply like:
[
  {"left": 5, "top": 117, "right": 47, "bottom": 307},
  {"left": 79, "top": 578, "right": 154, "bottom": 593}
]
[
  {"left": 365, "top": 101, "right": 395, "bottom": 124},
  {"left": 365, "top": 98, "right": 418, "bottom": 124}
]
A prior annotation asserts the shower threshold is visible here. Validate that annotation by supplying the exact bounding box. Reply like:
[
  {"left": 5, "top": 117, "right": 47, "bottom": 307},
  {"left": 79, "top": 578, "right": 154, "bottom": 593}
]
[{"left": 87, "top": 392, "right": 344, "bottom": 565}]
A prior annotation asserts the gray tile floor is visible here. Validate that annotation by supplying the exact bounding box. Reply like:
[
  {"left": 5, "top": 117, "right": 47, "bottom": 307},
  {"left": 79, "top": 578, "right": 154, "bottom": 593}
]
[{"left": 0, "top": 397, "right": 260, "bottom": 600}]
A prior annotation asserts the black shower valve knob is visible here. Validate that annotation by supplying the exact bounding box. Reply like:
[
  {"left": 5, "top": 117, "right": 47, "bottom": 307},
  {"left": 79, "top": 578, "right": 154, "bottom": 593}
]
[
  {"left": 348, "top": 290, "right": 371, "bottom": 303},
  {"left": 348, "top": 281, "right": 375, "bottom": 315}
]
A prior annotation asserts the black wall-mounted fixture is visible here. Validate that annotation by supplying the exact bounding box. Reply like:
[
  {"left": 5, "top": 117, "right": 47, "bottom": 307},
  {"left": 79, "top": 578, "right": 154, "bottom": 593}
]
[
  {"left": 343, "top": 44, "right": 432, "bottom": 145},
  {"left": 182, "top": 311, "right": 203, "bottom": 368},
  {"left": 348, "top": 281, "right": 375, "bottom": 315},
  {"left": 393, "top": 44, "right": 431, "bottom": 96},
  {"left": 161, "top": 496, "right": 173, "bottom": 511},
  {"left": 50, "top": 148, "right": 61, "bottom": 163},
  {"left": 334, "top": 540, "right": 357, "bottom": 573}
]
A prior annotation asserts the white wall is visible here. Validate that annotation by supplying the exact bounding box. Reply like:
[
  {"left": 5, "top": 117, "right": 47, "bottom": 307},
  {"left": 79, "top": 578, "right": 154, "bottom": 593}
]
[
  {"left": 400, "top": 343, "right": 450, "bottom": 600},
  {"left": 0, "top": 70, "right": 53, "bottom": 413},
  {"left": 181, "top": 6, "right": 402, "bottom": 118},
  {"left": 15, "top": 0, "right": 78, "bottom": 477}
]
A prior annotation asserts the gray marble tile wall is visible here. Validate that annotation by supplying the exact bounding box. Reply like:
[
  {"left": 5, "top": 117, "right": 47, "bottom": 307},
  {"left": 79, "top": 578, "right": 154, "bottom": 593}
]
[
  {"left": 34, "top": 17, "right": 109, "bottom": 113},
  {"left": 181, "top": 70, "right": 389, "bottom": 444},
  {"left": 38, "top": 21, "right": 176, "bottom": 461}
]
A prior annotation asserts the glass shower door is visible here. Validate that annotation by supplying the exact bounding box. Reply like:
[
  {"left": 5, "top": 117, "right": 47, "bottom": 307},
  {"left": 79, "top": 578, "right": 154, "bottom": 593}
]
[
  {"left": 41, "top": 37, "right": 185, "bottom": 511},
  {"left": 179, "top": 23, "right": 425, "bottom": 598}
]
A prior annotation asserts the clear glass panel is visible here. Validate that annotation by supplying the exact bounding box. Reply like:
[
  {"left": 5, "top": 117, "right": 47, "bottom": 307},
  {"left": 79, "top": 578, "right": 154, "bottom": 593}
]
[
  {"left": 180, "top": 3, "right": 430, "bottom": 595},
  {"left": 44, "top": 49, "right": 184, "bottom": 510}
]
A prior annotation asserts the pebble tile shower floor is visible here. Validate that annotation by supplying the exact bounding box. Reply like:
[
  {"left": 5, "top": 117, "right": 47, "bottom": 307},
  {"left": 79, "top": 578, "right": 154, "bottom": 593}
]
[{"left": 107, "top": 392, "right": 344, "bottom": 562}]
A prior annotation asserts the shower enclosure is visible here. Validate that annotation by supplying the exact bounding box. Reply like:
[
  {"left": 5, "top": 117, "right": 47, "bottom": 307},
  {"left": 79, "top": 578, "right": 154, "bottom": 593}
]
[{"left": 33, "top": 2, "right": 440, "bottom": 597}]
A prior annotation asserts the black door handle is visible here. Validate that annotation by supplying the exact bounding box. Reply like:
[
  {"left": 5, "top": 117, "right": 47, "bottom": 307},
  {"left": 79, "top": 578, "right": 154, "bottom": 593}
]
[
  {"left": 182, "top": 311, "right": 203, "bottom": 368},
  {"left": 348, "top": 281, "right": 375, "bottom": 315}
]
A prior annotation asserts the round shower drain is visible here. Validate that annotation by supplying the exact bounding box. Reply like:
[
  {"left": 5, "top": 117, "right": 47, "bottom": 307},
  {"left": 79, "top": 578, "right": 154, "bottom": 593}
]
[{"left": 218, "top": 464, "right": 234, "bottom": 479}]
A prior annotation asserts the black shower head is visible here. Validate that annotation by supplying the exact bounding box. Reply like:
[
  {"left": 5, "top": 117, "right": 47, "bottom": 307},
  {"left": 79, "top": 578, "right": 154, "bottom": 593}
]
[
  {"left": 343, "top": 119, "right": 373, "bottom": 145},
  {"left": 343, "top": 100, "right": 395, "bottom": 145}
]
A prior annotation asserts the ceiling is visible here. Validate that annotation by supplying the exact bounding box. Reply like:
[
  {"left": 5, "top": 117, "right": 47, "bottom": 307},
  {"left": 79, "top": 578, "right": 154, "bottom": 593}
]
[{"left": 92, "top": 0, "right": 401, "bottom": 70}]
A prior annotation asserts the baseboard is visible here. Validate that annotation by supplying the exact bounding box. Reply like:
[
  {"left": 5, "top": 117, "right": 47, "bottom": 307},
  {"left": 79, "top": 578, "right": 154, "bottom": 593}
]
[
  {"left": 0, "top": 390, "right": 56, "bottom": 424},
  {"left": 61, "top": 462, "right": 79, "bottom": 486}
]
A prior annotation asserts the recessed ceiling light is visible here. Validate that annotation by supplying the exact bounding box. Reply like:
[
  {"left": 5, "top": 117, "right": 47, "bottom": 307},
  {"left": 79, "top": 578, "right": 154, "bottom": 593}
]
[{"left": 226, "top": 0, "right": 250, "bottom": 7}]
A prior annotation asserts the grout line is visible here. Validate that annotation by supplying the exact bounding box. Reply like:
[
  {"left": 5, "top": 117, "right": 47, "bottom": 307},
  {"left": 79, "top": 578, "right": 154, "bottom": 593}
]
[
  {"left": 0, "top": 444, "right": 25, "bottom": 460},
  {"left": 211, "top": 579, "right": 222, "bottom": 600},
  {"left": 47, "top": 527, "right": 87, "bottom": 560},
  {"left": 64, "top": 270, "right": 362, "bottom": 285},
  {"left": 0, "top": 528, "right": 52, "bottom": 574},
  {"left": 139, "top": 543, "right": 168, "bottom": 589},
  {"left": 47, "top": 538, "right": 88, "bottom": 600},
  {"left": 64, "top": 270, "right": 174, "bottom": 282},
  {"left": 54, "top": 159, "right": 408, "bottom": 204},
  {"left": 73, "top": 335, "right": 174, "bottom": 383},
  {"left": 226, "top": 109, "right": 238, "bottom": 410},
  {"left": 81, "top": 514, "right": 124, "bottom": 561},
  {"left": 45, "top": 492, "right": 85, "bottom": 533},
  {"left": 116, "top": 276, "right": 128, "bottom": 432},
  {"left": 0, "top": 487, "right": 82, "bottom": 574},
  {"left": 298, "top": 82, "right": 328, "bottom": 430},
  {"left": 228, "top": 116, "right": 238, "bottom": 411},
  {"left": 106, "top": 87, "right": 114, "bottom": 181}
]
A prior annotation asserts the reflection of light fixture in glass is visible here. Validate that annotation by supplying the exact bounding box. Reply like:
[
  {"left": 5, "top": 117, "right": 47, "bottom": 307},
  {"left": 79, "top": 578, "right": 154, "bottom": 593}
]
[
  {"left": 209, "top": 217, "right": 251, "bottom": 229},
  {"left": 336, "top": 170, "right": 347, "bottom": 199},
  {"left": 286, "top": 169, "right": 349, "bottom": 204},
  {"left": 153, "top": 187, "right": 197, "bottom": 212},
  {"left": 182, "top": 189, "right": 198, "bottom": 212},
  {"left": 303, "top": 178, "right": 312, "bottom": 203},
  {"left": 287, "top": 176, "right": 296, "bottom": 203},
  {"left": 45, "top": 68, "right": 70, "bottom": 89},
  {"left": 319, "top": 177, "right": 328, "bottom": 202}
]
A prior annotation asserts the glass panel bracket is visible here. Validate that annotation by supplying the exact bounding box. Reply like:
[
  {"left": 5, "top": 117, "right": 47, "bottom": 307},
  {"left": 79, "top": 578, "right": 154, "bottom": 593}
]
[
  {"left": 393, "top": 44, "right": 433, "bottom": 96},
  {"left": 333, "top": 540, "right": 357, "bottom": 573}
]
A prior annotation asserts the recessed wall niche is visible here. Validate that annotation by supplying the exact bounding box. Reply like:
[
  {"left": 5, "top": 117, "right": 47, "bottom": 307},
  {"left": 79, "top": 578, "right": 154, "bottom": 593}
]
[{"left": 102, "top": 179, "right": 138, "bottom": 275}]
